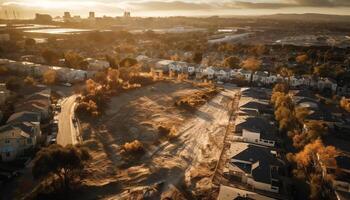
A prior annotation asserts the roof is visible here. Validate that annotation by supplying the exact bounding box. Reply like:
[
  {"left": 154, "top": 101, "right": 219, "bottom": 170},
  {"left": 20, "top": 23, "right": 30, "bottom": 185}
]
[
  {"left": 217, "top": 185, "right": 276, "bottom": 200},
  {"left": 11, "top": 122, "right": 37, "bottom": 137},
  {"left": 241, "top": 88, "right": 270, "bottom": 100},
  {"left": 336, "top": 155, "right": 350, "bottom": 171},
  {"left": 236, "top": 116, "right": 276, "bottom": 138},
  {"left": 0, "top": 125, "right": 30, "bottom": 138},
  {"left": 7, "top": 111, "right": 41, "bottom": 124},
  {"left": 230, "top": 143, "right": 283, "bottom": 184},
  {"left": 239, "top": 100, "right": 271, "bottom": 113}
]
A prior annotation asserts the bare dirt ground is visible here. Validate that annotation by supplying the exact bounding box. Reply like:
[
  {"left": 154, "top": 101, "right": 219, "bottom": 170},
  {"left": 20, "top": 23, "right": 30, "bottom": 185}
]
[{"left": 78, "top": 81, "right": 239, "bottom": 200}]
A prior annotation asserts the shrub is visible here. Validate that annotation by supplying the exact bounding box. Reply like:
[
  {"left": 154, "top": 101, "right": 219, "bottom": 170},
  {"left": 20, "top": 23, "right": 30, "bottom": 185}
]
[
  {"left": 24, "top": 76, "right": 37, "bottom": 86},
  {"left": 122, "top": 140, "right": 144, "bottom": 153}
]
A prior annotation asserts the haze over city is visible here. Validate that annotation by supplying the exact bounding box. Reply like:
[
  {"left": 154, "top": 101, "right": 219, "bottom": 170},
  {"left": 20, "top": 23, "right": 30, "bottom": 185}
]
[
  {"left": 1, "top": 0, "right": 350, "bottom": 18},
  {"left": 1, "top": 0, "right": 350, "bottom": 200}
]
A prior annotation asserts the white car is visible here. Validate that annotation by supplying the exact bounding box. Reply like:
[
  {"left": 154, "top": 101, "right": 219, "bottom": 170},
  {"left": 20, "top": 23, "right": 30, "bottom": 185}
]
[{"left": 62, "top": 82, "right": 72, "bottom": 87}]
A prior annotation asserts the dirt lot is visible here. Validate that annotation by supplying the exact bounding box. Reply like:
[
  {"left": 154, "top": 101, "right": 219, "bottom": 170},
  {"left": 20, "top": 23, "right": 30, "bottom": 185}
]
[{"left": 78, "top": 81, "right": 239, "bottom": 200}]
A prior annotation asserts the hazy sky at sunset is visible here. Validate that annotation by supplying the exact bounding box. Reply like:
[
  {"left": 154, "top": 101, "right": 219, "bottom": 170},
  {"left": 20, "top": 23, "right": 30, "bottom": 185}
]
[{"left": 1, "top": 0, "right": 350, "bottom": 18}]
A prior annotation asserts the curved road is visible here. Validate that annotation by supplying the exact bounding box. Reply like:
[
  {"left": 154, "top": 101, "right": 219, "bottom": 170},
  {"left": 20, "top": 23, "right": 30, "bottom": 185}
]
[{"left": 57, "top": 95, "right": 79, "bottom": 146}]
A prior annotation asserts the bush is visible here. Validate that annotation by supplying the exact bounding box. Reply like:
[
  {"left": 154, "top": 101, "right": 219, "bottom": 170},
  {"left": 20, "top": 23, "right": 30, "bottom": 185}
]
[
  {"left": 0, "top": 66, "right": 8, "bottom": 75},
  {"left": 43, "top": 70, "right": 57, "bottom": 85},
  {"left": 24, "top": 76, "right": 37, "bottom": 86},
  {"left": 122, "top": 140, "right": 144, "bottom": 153},
  {"left": 158, "top": 125, "right": 177, "bottom": 139},
  {"left": 32, "top": 145, "right": 91, "bottom": 192}
]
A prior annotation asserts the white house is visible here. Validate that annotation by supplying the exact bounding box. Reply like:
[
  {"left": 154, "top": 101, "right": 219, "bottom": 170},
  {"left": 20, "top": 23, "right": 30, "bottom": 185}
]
[{"left": 204, "top": 67, "right": 215, "bottom": 79}]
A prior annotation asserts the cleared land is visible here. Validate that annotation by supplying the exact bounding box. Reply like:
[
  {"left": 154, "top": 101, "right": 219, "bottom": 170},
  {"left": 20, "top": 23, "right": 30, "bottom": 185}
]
[{"left": 78, "top": 81, "right": 238, "bottom": 199}]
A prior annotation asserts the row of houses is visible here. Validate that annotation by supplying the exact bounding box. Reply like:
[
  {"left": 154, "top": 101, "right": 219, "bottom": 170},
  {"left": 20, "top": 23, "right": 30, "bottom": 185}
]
[
  {"left": 142, "top": 57, "right": 340, "bottom": 94},
  {"left": 0, "top": 89, "right": 51, "bottom": 162},
  {"left": 0, "top": 59, "right": 90, "bottom": 83},
  {"left": 220, "top": 87, "right": 285, "bottom": 199}
]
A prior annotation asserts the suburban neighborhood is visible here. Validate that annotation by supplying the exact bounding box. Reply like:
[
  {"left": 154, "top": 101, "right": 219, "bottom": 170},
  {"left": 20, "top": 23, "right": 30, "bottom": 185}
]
[{"left": 0, "top": 4, "right": 350, "bottom": 200}]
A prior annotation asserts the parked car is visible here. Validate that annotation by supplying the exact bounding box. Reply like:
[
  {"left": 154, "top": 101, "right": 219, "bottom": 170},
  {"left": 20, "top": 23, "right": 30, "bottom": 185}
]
[
  {"left": 62, "top": 82, "right": 72, "bottom": 87},
  {"left": 55, "top": 104, "right": 61, "bottom": 112}
]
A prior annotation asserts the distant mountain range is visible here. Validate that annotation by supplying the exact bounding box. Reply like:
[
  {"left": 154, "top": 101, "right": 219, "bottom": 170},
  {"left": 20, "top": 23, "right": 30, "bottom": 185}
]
[{"left": 258, "top": 13, "right": 350, "bottom": 22}]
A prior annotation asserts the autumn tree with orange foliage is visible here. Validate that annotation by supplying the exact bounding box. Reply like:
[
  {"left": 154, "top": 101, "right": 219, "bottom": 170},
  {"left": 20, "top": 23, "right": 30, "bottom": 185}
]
[
  {"left": 296, "top": 54, "right": 308, "bottom": 64},
  {"left": 43, "top": 70, "right": 57, "bottom": 85},
  {"left": 340, "top": 97, "right": 350, "bottom": 112},
  {"left": 288, "top": 139, "right": 338, "bottom": 199},
  {"left": 241, "top": 57, "right": 261, "bottom": 84}
]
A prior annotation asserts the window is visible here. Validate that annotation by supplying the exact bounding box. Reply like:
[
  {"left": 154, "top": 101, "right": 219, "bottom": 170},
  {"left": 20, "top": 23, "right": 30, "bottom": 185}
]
[
  {"left": 6, "top": 152, "right": 10, "bottom": 157},
  {"left": 27, "top": 138, "right": 32, "bottom": 144},
  {"left": 5, "top": 139, "right": 10, "bottom": 144}
]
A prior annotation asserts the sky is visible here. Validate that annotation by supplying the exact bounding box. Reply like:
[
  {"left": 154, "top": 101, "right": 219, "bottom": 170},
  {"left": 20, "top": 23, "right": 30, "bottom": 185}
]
[{"left": 1, "top": 0, "right": 350, "bottom": 18}]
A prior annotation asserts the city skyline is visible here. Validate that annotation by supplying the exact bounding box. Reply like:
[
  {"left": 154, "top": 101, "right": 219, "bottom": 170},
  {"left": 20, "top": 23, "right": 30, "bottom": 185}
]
[{"left": 1, "top": 0, "right": 350, "bottom": 18}]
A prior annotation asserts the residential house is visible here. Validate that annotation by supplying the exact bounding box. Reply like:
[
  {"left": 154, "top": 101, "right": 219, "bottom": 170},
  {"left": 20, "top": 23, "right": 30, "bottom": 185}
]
[
  {"left": 253, "top": 71, "right": 269, "bottom": 85},
  {"left": 0, "top": 83, "right": 10, "bottom": 105},
  {"left": 204, "top": 67, "right": 215, "bottom": 79},
  {"left": 224, "top": 142, "right": 284, "bottom": 193},
  {"left": 7, "top": 111, "right": 41, "bottom": 125},
  {"left": 318, "top": 78, "right": 338, "bottom": 93},
  {"left": 235, "top": 116, "right": 277, "bottom": 147},
  {"left": 15, "top": 89, "right": 52, "bottom": 121},
  {"left": 217, "top": 185, "right": 276, "bottom": 200},
  {"left": 0, "top": 125, "right": 35, "bottom": 162},
  {"left": 238, "top": 69, "right": 252, "bottom": 81},
  {"left": 155, "top": 60, "right": 174, "bottom": 73}
]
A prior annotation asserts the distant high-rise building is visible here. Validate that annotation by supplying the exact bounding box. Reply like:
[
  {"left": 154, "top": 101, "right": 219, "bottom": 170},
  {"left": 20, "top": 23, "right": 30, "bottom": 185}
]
[
  {"left": 35, "top": 13, "right": 52, "bottom": 23},
  {"left": 64, "top": 12, "right": 71, "bottom": 19},
  {"left": 124, "top": 11, "right": 130, "bottom": 18},
  {"left": 89, "top": 12, "right": 95, "bottom": 18}
]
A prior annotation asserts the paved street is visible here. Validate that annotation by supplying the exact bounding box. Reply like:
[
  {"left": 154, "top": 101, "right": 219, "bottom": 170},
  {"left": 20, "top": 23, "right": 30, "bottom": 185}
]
[{"left": 57, "top": 95, "right": 79, "bottom": 146}]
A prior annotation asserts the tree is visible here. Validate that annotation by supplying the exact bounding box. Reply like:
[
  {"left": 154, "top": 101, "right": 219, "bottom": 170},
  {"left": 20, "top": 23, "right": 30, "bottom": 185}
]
[
  {"left": 223, "top": 56, "right": 240, "bottom": 69},
  {"left": 119, "top": 58, "right": 137, "bottom": 68},
  {"left": 64, "top": 52, "right": 84, "bottom": 69},
  {"left": 24, "top": 76, "right": 37, "bottom": 86},
  {"left": 32, "top": 145, "right": 91, "bottom": 191},
  {"left": 85, "top": 79, "right": 100, "bottom": 95},
  {"left": 241, "top": 57, "right": 261, "bottom": 84},
  {"left": 340, "top": 97, "right": 350, "bottom": 112},
  {"left": 6, "top": 76, "right": 22, "bottom": 91},
  {"left": 42, "top": 49, "right": 59, "bottom": 65},
  {"left": 272, "top": 83, "right": 288, "bottom": 94},
  {"left": 25, "top": 38, "right": 36, "bottom": 46},
  {"left": 192, "top": 52, "right": 203, "bottom": 64},
  {"left": 43, "top": 70, "right": 57, "bottom": 85},
  {"left": 296, "top": 54, "right": 308, "bottom": 64},
  {"left": 279, "top": 67, "right": 293, "bottom": 85}
]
